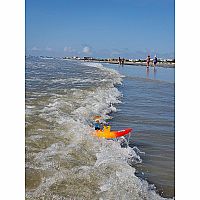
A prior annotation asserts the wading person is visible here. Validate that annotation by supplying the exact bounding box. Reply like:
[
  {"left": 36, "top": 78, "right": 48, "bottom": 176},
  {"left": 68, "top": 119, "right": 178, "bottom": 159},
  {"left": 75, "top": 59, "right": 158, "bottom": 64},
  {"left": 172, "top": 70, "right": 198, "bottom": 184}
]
[{"left": 146, "top": 55, "right": 150, "bottom": 68}]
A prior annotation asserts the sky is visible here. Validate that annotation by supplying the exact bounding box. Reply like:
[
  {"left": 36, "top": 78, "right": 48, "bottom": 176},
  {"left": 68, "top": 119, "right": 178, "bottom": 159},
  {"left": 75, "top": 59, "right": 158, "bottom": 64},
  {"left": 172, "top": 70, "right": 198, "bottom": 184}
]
[{"left": 26, "top": 0, "right": 175, "bottom": 59}]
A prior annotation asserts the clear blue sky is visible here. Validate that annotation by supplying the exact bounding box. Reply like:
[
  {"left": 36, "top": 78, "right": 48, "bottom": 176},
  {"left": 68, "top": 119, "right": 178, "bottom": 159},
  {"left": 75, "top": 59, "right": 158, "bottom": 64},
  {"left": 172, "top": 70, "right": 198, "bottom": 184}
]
[{"left": 26, "top": 0, "right": 175, "bottom": 59}]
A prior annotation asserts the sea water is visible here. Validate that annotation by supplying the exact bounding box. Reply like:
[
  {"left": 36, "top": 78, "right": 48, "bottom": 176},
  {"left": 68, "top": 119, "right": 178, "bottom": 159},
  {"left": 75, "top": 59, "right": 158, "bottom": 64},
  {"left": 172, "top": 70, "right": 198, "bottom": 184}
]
[
  {"left": 25, "top": 56, "right": 174, "bottom": 199},
  {"left": 103, "top": 63, "right": 175, "bottom": 198}
]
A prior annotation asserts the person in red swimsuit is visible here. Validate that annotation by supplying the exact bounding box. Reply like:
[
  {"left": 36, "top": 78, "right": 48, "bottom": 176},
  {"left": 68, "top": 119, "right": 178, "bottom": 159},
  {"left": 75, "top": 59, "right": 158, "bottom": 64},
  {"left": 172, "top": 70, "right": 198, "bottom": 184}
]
[{"left": 146, "top": 55, "right": 150, "bottom": 68}]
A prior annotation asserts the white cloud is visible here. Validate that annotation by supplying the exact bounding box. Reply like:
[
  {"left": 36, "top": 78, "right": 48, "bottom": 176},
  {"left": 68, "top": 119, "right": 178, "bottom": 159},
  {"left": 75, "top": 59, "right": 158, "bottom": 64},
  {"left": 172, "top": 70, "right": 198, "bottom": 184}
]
[
  {"left": 31, "top": 46, "right": 40, "bottom": 51},
  {"left": 82, "top": 46, "right": 92, "bottom": 54}
]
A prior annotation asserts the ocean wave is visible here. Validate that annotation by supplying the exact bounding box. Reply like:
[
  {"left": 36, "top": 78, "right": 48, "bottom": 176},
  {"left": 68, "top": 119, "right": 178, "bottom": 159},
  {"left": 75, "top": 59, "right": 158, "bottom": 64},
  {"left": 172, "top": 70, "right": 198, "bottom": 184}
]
[{"left": 25, "top": 58, "right": 172, "bottom": 199}]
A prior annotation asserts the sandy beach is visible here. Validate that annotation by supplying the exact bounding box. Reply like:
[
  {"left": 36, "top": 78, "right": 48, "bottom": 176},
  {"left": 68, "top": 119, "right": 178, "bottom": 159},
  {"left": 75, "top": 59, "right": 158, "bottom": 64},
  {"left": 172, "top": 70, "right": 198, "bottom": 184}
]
[{"left": 82, "top": 60, "right": 175, "bottom": 68}]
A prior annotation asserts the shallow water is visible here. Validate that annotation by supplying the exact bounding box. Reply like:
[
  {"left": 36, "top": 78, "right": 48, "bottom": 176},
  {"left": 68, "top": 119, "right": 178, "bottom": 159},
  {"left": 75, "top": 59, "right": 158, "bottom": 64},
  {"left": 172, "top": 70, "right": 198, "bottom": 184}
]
[
  {"left": 104, "top": 63, "right": 175, "bottom": 197},
  {"left": 25, "top": 56, "right": 174, "bottom": 199}
]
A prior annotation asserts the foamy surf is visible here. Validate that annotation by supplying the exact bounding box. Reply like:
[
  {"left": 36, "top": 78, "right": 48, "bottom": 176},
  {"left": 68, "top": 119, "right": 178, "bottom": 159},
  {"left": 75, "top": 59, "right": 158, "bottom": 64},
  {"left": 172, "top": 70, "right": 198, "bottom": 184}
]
[{"left": 26, "top": 57, "right": 172, "bottom": 199}]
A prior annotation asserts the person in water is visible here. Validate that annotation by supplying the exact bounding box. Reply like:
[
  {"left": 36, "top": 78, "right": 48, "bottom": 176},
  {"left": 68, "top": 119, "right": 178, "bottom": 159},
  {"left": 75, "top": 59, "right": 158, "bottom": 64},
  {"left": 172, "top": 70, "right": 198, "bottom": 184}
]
[
  {"left": 118, "top": 57, "right": 121, "bottom": 65},
  {"left": 94, "top": 119, "right": 101, "bottom": 130},
  {"left": 146, "top": 55, "right": 150, "bottom": 68},
  {"left": 153, "top": 55, "right": 158, "bottom": 68}
]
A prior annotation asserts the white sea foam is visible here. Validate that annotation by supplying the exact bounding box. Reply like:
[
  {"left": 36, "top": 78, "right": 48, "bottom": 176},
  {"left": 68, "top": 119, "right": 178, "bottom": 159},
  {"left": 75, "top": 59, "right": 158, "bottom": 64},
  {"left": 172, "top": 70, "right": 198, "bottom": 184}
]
[
  {"left": 82, "top": 61, "right": 124, "bottom": 84},
  {"left": 26, "top": 117, "right": 159, "bottom": 199},
  {"left": 71, "top": 86, "right": 122, "bottom": 122},
  {"left": 26, "top": 111, "right": 169, "bottom": 199}
]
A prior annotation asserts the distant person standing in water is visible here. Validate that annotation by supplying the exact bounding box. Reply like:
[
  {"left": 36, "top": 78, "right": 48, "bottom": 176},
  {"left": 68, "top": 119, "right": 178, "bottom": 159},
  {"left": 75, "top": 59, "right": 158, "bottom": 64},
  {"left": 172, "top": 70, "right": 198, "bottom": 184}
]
[
  {"left": 153, "top": 55, "right": 158, "bottom": 69},
  {"left": 146, "top": 55, "right": 150, "bottom": 68},
  {"left": 118, "top": 57, "right": 121, "bottom": 65}
]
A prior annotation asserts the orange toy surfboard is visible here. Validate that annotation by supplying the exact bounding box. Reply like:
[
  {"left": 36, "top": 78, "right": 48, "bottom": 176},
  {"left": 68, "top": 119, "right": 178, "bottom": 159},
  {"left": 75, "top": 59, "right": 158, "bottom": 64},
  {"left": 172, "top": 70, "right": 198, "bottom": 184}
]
[{"left": 94, "top": 126, "right": 132, "bottom": 139}]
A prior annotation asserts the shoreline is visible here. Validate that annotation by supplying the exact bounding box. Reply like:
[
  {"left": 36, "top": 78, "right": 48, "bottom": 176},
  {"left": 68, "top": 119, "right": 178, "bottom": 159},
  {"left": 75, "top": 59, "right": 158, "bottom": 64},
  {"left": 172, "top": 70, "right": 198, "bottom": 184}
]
[
  {"left": 83, "top": 60, "right": 175, "bottom": 68},
  {"left": 37, "top": 55, "right": 175, "bottom": 68}
]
